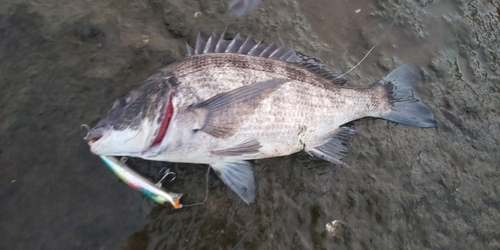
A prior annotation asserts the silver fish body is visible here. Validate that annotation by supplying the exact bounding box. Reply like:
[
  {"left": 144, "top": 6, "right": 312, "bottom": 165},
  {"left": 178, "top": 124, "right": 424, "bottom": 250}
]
[
  {"left": 147, "top": 54, "right": 384, "bottom": 161},
  {"left": 86, "top": 32, "right": 435, "bottom": 204}
]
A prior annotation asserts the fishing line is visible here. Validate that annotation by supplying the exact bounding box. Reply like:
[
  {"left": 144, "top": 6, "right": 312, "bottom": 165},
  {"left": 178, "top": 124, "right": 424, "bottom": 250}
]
[
  {"left": 182, "top": 166, "right": 210, "bottom": 207},
  {"left": 333, "top": 2, "right": 403, "bottom": 80}
]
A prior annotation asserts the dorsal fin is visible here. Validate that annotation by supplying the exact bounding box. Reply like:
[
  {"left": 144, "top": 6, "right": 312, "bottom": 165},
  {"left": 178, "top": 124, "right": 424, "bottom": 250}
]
[
  {"left": 185, "top": 31, "right": 348, "bottom": 86},
  {"left": 295, "top": 52, "right": 348, "bottom": 85}
]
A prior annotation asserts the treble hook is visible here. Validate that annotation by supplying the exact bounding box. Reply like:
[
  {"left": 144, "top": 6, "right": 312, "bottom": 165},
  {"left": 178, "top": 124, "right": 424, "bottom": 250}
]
[
  {"left": 155, "top": 167, "right": 176, "bottom": 188},
  {"left": 119, "top": 157, "right": 128, "bottom": 165}
]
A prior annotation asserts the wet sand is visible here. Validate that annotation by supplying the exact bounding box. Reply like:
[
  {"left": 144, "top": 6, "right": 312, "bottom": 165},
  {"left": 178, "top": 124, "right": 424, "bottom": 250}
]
[{"left": 0, "top": 0, "right": 499, "bottom": 249}]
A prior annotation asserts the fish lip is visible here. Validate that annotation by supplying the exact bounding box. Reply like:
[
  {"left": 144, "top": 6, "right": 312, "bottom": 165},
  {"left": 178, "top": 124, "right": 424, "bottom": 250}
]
[
  {"left": 85, "top": 127, "right": 105, "bottom": 143},
  {"left": 88, "top": 129, "right": 112, "bottom": 153},
  {"left": 86, "top": 125, "right": 111, "bottom": 144}
]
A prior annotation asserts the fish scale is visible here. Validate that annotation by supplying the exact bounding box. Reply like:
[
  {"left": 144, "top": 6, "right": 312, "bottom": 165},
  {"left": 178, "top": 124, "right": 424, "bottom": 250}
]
[
  {"left": 86, "top": 32, "right": 436, "bottom": 204},
  {"left": 169, "top": 54, "right": 343, "bottom": 91},
  {"left": 186, "top": 82, "right": 370, "bottom": 154}
]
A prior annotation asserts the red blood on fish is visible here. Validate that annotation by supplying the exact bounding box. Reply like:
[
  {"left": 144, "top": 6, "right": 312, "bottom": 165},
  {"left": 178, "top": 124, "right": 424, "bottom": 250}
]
[{"left": 151, "top": 97, "right": 173, "bottom": 147}]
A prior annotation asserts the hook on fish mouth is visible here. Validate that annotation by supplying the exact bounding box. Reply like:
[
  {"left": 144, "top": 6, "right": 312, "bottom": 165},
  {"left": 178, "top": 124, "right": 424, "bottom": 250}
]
[
  {"left": 81, "top": 124, "right": 101, "bottom": 145},
  {"left": 81, "top": 124, "right": 91, "bottom": 140},
  {"left": 81, "top": 123, "right": 106, "bottom": 145}
]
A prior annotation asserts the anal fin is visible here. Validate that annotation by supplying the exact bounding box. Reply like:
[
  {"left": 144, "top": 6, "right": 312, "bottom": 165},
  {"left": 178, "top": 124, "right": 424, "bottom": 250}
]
[
  {"left": 210, "top": 161, "right": 255, "bottom": 204},
  {"left": 306, "top": 127, "right": 356, "bottom": 165}
]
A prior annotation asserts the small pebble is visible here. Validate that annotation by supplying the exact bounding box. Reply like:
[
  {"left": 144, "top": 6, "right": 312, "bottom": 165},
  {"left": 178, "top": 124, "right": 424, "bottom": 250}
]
[
  {"left": 325, "top": 220, "right": 342, "bottom": 236},
  {"left": 135, "top": 35, "right": 149, "bottom": 48}
]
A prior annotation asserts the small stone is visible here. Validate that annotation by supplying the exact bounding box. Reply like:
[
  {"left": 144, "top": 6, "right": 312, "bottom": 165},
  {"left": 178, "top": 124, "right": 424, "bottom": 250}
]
[
  {"left": 135, "top": 35, "right": 149, "bottom": 48},
  {"left": 325, "top": 220, "right": 343, "bottom": 236}
]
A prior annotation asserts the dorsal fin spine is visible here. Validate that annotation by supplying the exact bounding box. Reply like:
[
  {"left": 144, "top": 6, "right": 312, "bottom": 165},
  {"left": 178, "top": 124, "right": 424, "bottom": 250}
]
[
  {"left": 194, "top": 33, "right": 206, "bottom": 55},
  {"left": 238, "top": 36, "right": 255, "bottom": 54},
  {"left": 203, "top": 31, "right": 218, "bottom": 54},
  {"left": 214, "top": 30, "right": 227, "bottom": 53},
  {"left": 185, "top": 31, "right": 348, "bottom": 86},
  {"left": 186, "top": 43, "right": 194, "bottom": 56},
  {"left": 225, "top": 33, "right": 244, "bottom": 53}
]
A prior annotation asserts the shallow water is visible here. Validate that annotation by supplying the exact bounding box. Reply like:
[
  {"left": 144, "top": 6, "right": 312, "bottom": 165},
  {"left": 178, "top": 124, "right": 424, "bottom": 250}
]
[{"left": 0, "top": 0, "right": 499, "bottom": 249}]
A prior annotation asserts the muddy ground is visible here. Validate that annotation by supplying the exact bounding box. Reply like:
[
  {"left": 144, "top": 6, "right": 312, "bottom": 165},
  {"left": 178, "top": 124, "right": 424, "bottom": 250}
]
[{"left": 0, "top": 0, "right": 499, "bottom": 249}]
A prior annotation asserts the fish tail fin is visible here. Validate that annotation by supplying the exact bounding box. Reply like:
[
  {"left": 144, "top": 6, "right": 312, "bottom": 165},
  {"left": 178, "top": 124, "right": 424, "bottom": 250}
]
[{"left": 377, "top": 64, "right": 436, "bottom": 128}]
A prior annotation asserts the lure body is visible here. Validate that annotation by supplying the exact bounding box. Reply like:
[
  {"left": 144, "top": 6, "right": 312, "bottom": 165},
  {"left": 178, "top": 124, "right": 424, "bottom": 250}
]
[{"left": 100, "top": 155, "right": 183, "bottom": 208}]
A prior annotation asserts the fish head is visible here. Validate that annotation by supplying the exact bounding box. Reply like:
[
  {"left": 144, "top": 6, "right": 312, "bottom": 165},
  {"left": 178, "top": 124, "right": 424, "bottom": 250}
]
[{"left": 86, "top": 72, "right": 178, "bottom": 156}]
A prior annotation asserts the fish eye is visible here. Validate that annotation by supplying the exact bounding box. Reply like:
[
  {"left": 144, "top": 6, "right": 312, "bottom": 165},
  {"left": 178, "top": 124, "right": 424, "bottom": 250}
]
[
  {"left": 119, "top": 96, "right": 129, "bottom": 107},
  {"left": 113, "top": 92, "right": 135, "bottom": 109}
]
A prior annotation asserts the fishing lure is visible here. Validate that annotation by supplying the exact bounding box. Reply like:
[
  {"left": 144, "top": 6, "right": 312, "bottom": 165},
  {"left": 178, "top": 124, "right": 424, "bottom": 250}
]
[{"left": 100, "top": 155, "right": 183, "bottom": 209}]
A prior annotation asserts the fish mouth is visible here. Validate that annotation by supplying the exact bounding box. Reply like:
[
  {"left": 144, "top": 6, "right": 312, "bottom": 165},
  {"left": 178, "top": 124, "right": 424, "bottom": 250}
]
[
  {"left": 142, "top": 95, "right": 174, "bottom": 153},
  {"left": 85, "top": 127, "right": 107, "bottom": 146},
  {"left": 86, "top": 95, "right": 174, "bottom": 155},
  {"left": 86, "top": 126, "right": 113, "bottom": 154}
]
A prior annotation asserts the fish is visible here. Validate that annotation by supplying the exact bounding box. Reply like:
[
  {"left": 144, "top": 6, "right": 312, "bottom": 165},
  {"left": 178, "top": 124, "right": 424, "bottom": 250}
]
[
  {"left": 99, "top": 155, "right": 183, "bottom": 208},
  {"left": 228, "top": 0, "right": 261, "bottom": 17},
  {"left": 84, "top": 31, "right": 436, "bottom": 204}
]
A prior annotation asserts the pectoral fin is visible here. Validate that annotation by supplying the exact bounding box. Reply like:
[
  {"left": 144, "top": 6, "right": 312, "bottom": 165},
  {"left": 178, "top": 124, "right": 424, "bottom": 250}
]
[
  {"left": 190, "top": 79, "right": 289, "bottom": 138},
  {"left": 306, "top": 127, "right": 356, "bottom": 164},
  {"left": 210, "top": 161, "right": 256, "bottom": 204},
  {"left": 211, "top": 138, "right": 262, "bottom": 156}
]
